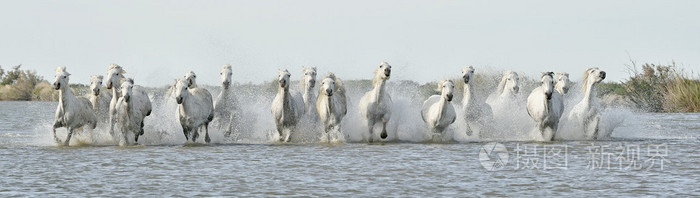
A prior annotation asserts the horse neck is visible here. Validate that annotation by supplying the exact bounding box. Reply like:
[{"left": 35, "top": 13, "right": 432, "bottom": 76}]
[
  {"left": 372, "top": 78, "right": 387, "bottom": 101},
  {"left": 436, "top": 96, "right": 449, "bottom": 120},
  {"left": 463, "top": 83, "right": 475, "bottom": 105},
  {"left": 583, "top": 80, "right": 597, "bottom": 105},
  {"left": 111, "top": 86, "right": 121, "bottom": 104},
  {"left": 59, "top": 86, "right": 76, "bottom": 109},
  {"left": 90, "top": 94, "right": 99, "bottom": 110},
  {"left": 302, "top": 83, "right": 314, "bottom": 103},
  {"left": 278, "top": 86, "right": 292, "bottom": 108}
]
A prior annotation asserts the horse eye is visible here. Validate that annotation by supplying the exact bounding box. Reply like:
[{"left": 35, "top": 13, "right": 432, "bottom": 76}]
[{"left": 63, "top": 76, "right": 66, "bottom": 78}]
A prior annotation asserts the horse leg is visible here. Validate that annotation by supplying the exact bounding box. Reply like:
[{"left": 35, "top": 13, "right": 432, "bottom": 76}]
[
  {"left": 380, "top": 119, "right": 388, "bottom": 139},
  {"left": 591, "top": 116, "right": 600, "bottom": 140},
  {"left": 52, "top": 121, "right": 62, "bottom": 144},
  {"left": 192, "top": 126, "right": 200, "bottom": 143},
  {"left": 283, "top": 128, "right": 291, "bottom": 143},
  {"left": 64, "top": 127, "right": 73, "bottom": 146},
  {"left": 204, "top": 124, "right": 211, "bottom": 143},
  {"left": 367, "top": 119, "right": 375, "bottom": 143},
  {"left": 276, "top": 124, "right": 284, "bottom": 142},
  {"left": 182, "top": 126, "right": 189, "bottom": 141}
]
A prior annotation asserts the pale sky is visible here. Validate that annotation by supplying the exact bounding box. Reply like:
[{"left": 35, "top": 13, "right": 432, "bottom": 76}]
[{"left": 1, "top": 0, "right": 699, "bottom": 87}]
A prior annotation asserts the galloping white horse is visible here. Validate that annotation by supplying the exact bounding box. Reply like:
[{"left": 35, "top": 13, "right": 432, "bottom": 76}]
[
  {"left": 115, "top": 78, "right": 152, "bottom": 145},
  {"left": 88, "top": 75, "right": 111, "bottom": 123},
  {"left": 301, "top": 67, "right": 318, "bottom": 118},
  {"left": 421, "top": 80, "right": 456, "bottom": 136},
  {"left": 568, "top": 67, "right": 607, "bottom": 140},
  {"left": 214, "top": 64, "right": 239, "bottom": 137},
  {"left": 487, "top": 70, "right": 520, "bottom": 115},
  {"left": 174, "top": 78, "right": 215, "bottom": 143},
  {"left": 461, "top": 66, "right": 493, "bottom": 137},
  {"left": 271, "top": 69, "right": 305, "bottom": 142},
  {"left": 316, "top": 73, "right": 348, "bottom": 142},
  {"left": 526, "top": 72, "right": 564, "bottom": 141},
  {"left": 106, "top": 64, "right": 152, "bottom": 143},
  {"left": 359, "top": 61, "right": 393, "bottom": 142},
  {"left": 555, "top": 72, "right": 572, "bottom": 95},
  {"left": 52, "top": 66, "right": 97, "bottom": 146}
]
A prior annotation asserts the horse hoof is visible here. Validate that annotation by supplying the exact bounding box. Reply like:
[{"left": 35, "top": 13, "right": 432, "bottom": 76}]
[
  {"left": 205, "top": 137, "right": 211, "bottom": 143},
  {"left": 380, "top": 131, "right": 388, "bottom": 139}
]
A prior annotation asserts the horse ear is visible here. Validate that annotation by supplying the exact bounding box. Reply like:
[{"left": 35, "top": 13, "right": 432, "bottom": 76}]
[{"left": 437, "top": 80, "right": 445, "bottom": 91}]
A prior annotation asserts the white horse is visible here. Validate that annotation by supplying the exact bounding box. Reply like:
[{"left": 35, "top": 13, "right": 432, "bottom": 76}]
[
  {"left": 88, "top": 75, "right": 111, "bottom": 123},
  {"left": 301, "top": 67, "right": 318, "bottom": 118},
  {"left": 461, "top": 66, "right": 493, "bottom": 137},
  {"left": 174, "top": 78, "right": 215, "bottom": 143},
  {"left": 106, "top": 64, "right": 152, "bottom": 143},
  {"left": 115, "top": 78, "right": 152, "bottom": 145},
  {"left": 568, "top": 67, "right": 607, "bottom": 140},
  {"left": 271, "top": 69, "right": 305, "bottom": 142},
  {"left": 526, "top": 72, "right": 564, "bottom": 141},
  {"left": 52, "top": 66, "right": 97, "bottom": 146},
  {"left": 214, "top": 64, "right": 239, "bottom": 137},
  {"left": 487, "top": 70, "right": 520, "bottom": 115},
  {"left": 316, "top": 73, "right": 348, "bottom": 142},
  {"left": 421, "top": 80, "right": 456, "bottom": 136},
  {"left": 359, "top": 61, "right": 393, "bottom": 142},
  {"left": 555, "top": 72, "right": 572, "bottom": 95}
]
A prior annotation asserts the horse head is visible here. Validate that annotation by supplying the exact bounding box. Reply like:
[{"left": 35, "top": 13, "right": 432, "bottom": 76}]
[
  {"left": 89, "top": 75, "right": 104, "bottom": 96},
  {"left": 540, "top": 72, "right": 555, "bottom": 100},
  {"left": 438, "top": 80, "right": 455, "bottom": 102},
  {"left": 582, "top": 67, "right": 606, "bottom": 93},
  {"left": 277, "top": 69, "right": 291, "bottom": 90},
  {"left": 498, "top": 70, "right": 520, "bottom": 95},
  {"left": 106, "top": 64, "right": 125, "bottom": 89},
  {"left": 220, "top": 64, "right": 233, "bottom": 89},
  {"left": 173, "top": 78, "right": 189, "bottom": 104},
  {"left": 121, "top": 78, "right": 135, "bottom": 102},
  {"left": 555, "top": 72, "right": 571, "bottom": 94},
  {"left": 302, "top": 67, "right": 317, "bottom": 89},
  {"left": 321, "top": 74, "right": 336, "bottom": 97},
  {"left": 54, "top": 66, "right": 70, "bottom": 90},
  {"left": 373, "top": 61, "right": 392, "bottom": 85},
  {"left": 184, "top": 71, "right": 197, "bottom": 88},
  {"left": 461, "top": 66, "right": 475, "bottom": 84}
]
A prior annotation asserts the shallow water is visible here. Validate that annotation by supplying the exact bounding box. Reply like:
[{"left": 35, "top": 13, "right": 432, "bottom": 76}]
[{"left": 1, "top": 101, "right": 698, "bottom": 196}]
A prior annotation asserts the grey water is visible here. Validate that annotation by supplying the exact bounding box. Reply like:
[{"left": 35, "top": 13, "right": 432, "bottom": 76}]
[{"left": 1, "top": 101, "right": 698, "bottom": 197}]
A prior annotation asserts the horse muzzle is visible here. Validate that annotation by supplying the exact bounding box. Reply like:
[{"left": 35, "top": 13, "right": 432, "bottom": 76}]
[
  {"left": 106, "top": 81, "right": 112, "bottom": 89},
  {"left": 446, "top": 94, "right": 453, "bottom": 102},
  {"left": 53, "top": 82, "right": 60, "bottom": 90},
  {"left": 463, "top": 76, "right": 470, "bottom": 84},
  {"left": 176, "top": 97, "right": 183, "bottom": 104},
  {"left": 600, "top": 71, "right": 606, "bottom": 79},
  {"left": 384, "top": 69, "right": 391, "bottom": 77},
  {"left": 513, "top": 86, "right": 519, "bottom": 93},
  {"left": 279, "top": 80, "right": 286, "bottom": 88},
  {"left": 545, "top": 92, "right": 552, "bottom": 100},
  {"left": 222, "top": 81, "right": 230, "bottom": 89},
  {"left": 309, "top": 80, "right": 316, "bottom": 87},
  {"left": 325, "top": 89, "right": 333, "bottom": 96},
  {"left": 124, "top": 95, "right": 131, "bottom": 102}
]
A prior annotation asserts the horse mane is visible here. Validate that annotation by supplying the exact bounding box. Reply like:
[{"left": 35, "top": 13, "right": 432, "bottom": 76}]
[
  {"left": 541, "top": 72, "right": 554, "bottom": 78},
  {"left": 109, "top": 64, "right": 126, "bottom": 74},
  {"left": 222, "top": 64, "right": 232, "bottom": 70},
  {"left": 556, "top": 72, "right": 569, "bottom": 79},
  {"left": 497, "top": 70, "right": 515, "bottom": 94},
  {"left": 90, "top": 75, "right": 103, "bottom": 83},
  {"left": 581, "top": 67, "right": 598, "bottom": 93}
]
